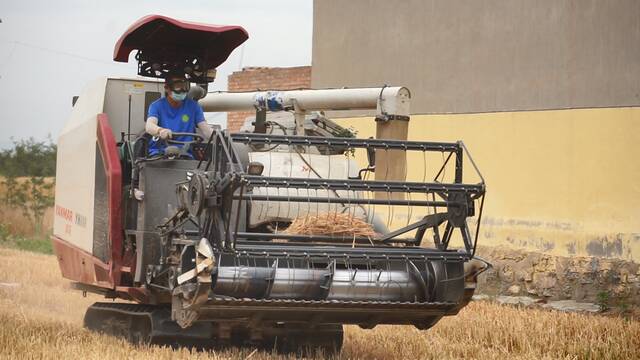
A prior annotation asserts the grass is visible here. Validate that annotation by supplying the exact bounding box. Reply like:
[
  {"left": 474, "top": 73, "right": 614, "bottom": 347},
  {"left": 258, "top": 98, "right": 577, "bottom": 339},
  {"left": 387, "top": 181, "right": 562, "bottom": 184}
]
[
  {"left": 0, "top": 176, "right": 54, "bottom": 255},
  {"left": 0, "top": 247, "right": 638, "bottom": 359},
  {"left": 0, "top": 205, "right": 53, "bottom": 240},
  {"left": 0, "top": 223, "right": 53, "bottom": 255},
  {"left": 11, "top": 236, "right": 53, "bottom": 254},
  {"left": 0, "top": 176, "right": 54, "bottom": 237}
]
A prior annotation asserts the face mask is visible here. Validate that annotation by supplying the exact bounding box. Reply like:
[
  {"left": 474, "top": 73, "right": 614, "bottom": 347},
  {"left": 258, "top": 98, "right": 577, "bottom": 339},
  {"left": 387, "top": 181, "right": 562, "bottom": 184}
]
[{"left": 171, "top": 91, "right": 187, "bottom": 102}]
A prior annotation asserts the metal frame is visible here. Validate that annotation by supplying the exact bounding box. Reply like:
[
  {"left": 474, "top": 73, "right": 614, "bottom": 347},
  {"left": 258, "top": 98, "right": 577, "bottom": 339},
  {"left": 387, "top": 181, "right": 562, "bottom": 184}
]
[
  {"left": 138, "top": 130, "right": 488, "bottom": 330},
  {"left": 180, "top": 131, "right": 485, "bottom": 257}
]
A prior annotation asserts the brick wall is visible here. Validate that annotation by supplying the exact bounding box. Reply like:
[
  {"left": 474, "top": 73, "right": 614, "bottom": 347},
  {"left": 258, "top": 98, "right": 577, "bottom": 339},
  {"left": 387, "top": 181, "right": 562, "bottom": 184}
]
[{"left": 226, "top": 66, "right": 311, "bottom": 132}]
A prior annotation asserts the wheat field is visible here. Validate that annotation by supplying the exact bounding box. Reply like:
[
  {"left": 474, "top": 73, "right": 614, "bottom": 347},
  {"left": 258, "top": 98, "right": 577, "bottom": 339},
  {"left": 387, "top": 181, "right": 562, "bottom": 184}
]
[{"left": 0, "top": 247, "right": 638, "bottom": 359}]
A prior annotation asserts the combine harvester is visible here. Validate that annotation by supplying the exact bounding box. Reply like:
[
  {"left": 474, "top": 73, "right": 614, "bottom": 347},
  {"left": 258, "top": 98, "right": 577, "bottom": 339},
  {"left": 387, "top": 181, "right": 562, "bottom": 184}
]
[{"left": 52, "top": 15, "right": 488, "bottom": 351}]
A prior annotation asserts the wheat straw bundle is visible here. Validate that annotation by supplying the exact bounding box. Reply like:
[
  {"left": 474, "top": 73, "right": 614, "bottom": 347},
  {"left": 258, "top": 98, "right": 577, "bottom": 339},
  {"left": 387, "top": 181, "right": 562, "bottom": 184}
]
[{"left": 284, "top": 212, "right": 377, "bottom": 238}]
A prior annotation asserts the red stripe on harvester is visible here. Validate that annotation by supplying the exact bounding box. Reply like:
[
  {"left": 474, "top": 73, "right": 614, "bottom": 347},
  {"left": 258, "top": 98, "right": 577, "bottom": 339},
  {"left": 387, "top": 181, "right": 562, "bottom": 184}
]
[{"left": 96, "top": 113, "right": 123, "bottom": 287}]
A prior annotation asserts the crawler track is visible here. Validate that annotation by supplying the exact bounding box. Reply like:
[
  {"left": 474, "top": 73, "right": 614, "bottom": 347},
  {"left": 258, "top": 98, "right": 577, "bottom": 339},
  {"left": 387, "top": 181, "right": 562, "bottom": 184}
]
[{"left": 84, "top": 302, "right": 344, "bottom": 352}]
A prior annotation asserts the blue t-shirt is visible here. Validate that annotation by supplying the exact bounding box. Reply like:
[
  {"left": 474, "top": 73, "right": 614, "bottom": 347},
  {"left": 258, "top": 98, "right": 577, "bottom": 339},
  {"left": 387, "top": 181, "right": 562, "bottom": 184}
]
[{"left": 147, "top": 97, "right": 205, "bottom": 156}]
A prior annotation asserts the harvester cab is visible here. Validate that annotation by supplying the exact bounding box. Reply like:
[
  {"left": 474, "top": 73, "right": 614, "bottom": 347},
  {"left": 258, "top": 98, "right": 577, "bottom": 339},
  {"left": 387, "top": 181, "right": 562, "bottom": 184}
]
[{"left": 52, "top": 15, "right": 488, "bottom": 352}]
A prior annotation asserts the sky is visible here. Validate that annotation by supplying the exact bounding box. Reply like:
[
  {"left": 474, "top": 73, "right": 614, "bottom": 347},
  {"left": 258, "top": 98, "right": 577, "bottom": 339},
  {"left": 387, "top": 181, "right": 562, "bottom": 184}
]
[{"left": 0, "top": 0, "right": 313, "bottom": 149}]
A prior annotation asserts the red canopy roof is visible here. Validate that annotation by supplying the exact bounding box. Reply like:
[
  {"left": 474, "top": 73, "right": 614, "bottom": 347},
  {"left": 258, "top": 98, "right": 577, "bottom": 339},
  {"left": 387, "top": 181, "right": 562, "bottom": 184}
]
[{"left": 113, "top": 15, "right": 248, "bottom": 69}]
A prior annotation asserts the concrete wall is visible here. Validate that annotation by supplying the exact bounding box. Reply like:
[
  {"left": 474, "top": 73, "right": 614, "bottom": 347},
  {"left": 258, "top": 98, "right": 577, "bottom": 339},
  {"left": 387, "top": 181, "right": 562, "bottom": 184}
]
[
  {"left": 313, "top": 0, "right": 640, "bottom": 261},
  {"left": 312, "top": 0, "right": 640, "bottom": 114},
  {"left": 227, "top": 66, "right": 311, "bottom": 131},
  {"left": 334, "top": 107, "right": 640, "bottom": 261}
]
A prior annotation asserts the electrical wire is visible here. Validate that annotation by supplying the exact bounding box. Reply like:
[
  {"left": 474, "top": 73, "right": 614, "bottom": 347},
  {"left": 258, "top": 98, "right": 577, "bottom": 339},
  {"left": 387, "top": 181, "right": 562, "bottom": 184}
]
[{"left": 5, "top": 40, "right": 125, "bottom": 67}]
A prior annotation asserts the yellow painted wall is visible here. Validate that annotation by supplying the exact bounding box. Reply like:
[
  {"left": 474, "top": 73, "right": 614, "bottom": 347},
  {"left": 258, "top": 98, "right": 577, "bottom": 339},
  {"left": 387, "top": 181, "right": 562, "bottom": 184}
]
[{"left": 335, "top": 107, "right": 640, "bottom": 261}]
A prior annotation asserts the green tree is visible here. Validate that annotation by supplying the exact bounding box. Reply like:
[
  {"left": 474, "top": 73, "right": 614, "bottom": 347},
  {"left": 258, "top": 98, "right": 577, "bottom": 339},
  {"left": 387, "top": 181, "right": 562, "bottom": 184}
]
[
  {"left": 0, "top": 137, "right": 57, "bottom": 177},
  {"left": 26, "top": 177, "right": 55, "bottom": 234},
  {"left": 1, "top": 176, "right": 28, "bottom": 206}
]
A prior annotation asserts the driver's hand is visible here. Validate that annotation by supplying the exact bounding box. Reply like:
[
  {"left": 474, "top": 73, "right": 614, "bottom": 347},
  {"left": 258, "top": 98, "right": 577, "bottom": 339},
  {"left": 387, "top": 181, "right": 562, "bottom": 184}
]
[{"left": 158, "top": 128, "right": 172, "bottom": 140}]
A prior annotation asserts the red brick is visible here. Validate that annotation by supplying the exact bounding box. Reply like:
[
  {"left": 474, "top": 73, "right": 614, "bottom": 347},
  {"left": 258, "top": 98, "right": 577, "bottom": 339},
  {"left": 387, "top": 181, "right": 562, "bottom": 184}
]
[{"left": 226, "top": 66, "right": 312, "bottom": 132}]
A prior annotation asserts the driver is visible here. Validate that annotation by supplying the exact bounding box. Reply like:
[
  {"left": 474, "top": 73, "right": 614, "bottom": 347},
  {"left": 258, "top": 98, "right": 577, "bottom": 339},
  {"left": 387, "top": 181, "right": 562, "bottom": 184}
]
[{"left": 145, "top": 72, "right": 213, "bottom": 156}]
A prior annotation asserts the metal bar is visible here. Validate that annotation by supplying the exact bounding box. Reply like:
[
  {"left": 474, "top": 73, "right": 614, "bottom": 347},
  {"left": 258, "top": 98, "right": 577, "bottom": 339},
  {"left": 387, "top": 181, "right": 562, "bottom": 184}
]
[
  {"left": 236, "top": 232, "right": 386, "bottom": 243},
  {"left": 223, "top": 191, "right": 233, "bottom": 250},
  {"left": 460, "top": 221, "right": 473, "bottom": 254},
  {"left": 232, "top": 184, "right": 244, "bottom": 248},
  {"left": 208, "top": 131, "right": 241, "bottom": 173},
  {"left": 197, "top": 125, "right": 217, "bottom": 170},
  {"left": 379, "top": 212, "right": 448, "bottom": 243},
  {"left": 234, "top": 194, "right": 451, "bottom": 207},
  {"left": 433, "top": 223, "right": 443, "bottom": 249},
  {"left": 241, "top": 175, "right": 484, "bottom": 194},
  {"left": 236, "top": 239, "right": 419, "bottom": 249},
  {"left": 204, "top": 132, "right": 222, "bottom": 172},
  {"left": 441, "top": 222, "right": 454, "bottom": 249},
  {"left": 218, "top": 132, "right": 240, "bottom": 173},
  {"left": 231, "top": 133, "right": 460, "bottom": 152},
  {"left": 414, "top": 223, "right": 428, "bottom": 246},
  {"left": 196, "top": 298, "right": 458, "bottom": 319},
  {"left": 226, "top": 135, "right": 245, "bottom": 172},
  {"left": 254, "top": 108, "right": 267, "bottom": 133},
  {"left": 455, "top": 144, "right": 463, "bottom": 184},
  {"left": 433, "top": 151, "right": 454, "bottom": 182},
  {"left": 461, "top": 142, "right": 485, "bottom": 185},
  {"left": 471, "top": 194, "right": 485, "bottom": 257},
  {"left": 233, "top": 242, "right": 470, "bottom": 260},
  {"left": 378, "top": 214, "right": 443, "bottom": 242}
]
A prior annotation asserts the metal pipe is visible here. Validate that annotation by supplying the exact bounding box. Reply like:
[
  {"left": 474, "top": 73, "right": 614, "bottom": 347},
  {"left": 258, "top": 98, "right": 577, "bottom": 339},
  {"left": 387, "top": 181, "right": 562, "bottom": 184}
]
[
  {"left": 235, "top": 232, "right": 413, "bottom": 243},
  {"left": 241, "top": 175, "right": 485, "bottom": 193},
  {"left": 230, "top": 133, "right": 459, "bottom": 151},
  {"left": 234, "top": 194, "right": 450, "bottom": 207},
  {"left": 234, "top": 242, "right": 470, "bottom": 259},
  {"left": 200, "top": 87, "right": 411, "bottom": 116}
]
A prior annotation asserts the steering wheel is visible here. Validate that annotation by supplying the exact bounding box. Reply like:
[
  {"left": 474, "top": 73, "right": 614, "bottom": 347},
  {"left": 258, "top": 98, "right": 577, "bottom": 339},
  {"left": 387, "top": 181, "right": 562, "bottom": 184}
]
[
  {"left": 165, "top": 132, "right": 205, "bottom": 145},
  {"left": 154, "top": 132, "right": 206, "bottom": 158}
]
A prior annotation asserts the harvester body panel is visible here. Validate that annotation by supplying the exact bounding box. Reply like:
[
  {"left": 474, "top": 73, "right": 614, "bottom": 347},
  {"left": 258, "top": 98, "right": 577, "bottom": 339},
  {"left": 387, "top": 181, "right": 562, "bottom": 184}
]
[{"left": 54, "top": 78, "right": 107, "bottom": 255}]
